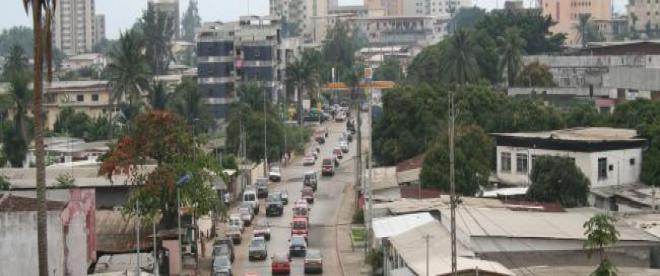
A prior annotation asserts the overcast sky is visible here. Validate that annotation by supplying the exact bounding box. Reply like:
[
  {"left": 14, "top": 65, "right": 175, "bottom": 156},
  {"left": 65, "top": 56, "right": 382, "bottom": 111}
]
[{"left": 1, "top": 0, "right": 626, "bottom": 39}]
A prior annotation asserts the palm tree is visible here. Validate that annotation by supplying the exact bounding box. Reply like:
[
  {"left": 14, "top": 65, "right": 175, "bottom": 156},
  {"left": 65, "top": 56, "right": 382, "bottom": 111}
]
[
  {"left": 169, "top": 78, "right": 211, "bottom": 128},
  {"left": 22, "top": 1, "right": 56, "bottom": 275},
  {"left": 286, "top": 49, "right": 322, "bottom": 125},
  {"left": 583, "top": 214, "right": 620, "bottom": 276},
  {"left": 498, "top": 27, "right": 527, "bottom": 87},
  {"left": 140, "top": 8, "right": 175, "bottom": 75},
  {"left": 106, "top": 29, "right": 150, "bottom": 108},
  {"left": 148, "top": 81, "right": 168, "bottom": 110},
  {"left": 2, "top": 45, "right": 32, "bottom": 167},
  {"left": 440, "top": 29, "right": 480, "bottom": 86},
  {"left": 575, "top": 13, "right": 602, "bottom": 48}
]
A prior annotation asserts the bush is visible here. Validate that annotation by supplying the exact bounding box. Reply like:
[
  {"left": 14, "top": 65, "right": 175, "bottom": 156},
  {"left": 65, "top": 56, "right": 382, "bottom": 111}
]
[
  {"left": 527, "top": 156, "right": 589, "bottom": 207},
  {"left": 352, "top": 208, "right": 364, "bottom": 224},
  {"left": 367, "top": 248, "right": 384, "bottom": 274}
]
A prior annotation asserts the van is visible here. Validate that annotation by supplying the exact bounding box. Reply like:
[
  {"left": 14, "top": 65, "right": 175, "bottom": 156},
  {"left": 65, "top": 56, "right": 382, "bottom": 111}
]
[{"left": 243, "top": 189, "right": 260, "bottom": 214}]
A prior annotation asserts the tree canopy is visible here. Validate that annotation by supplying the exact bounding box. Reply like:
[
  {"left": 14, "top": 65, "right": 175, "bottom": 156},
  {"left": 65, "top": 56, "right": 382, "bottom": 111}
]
[
  {"left": 527, "top": 156, "right": 590, "bottom": 207},
  {"left": 181, "top": 0, "right": 202, "bottom": 42}
]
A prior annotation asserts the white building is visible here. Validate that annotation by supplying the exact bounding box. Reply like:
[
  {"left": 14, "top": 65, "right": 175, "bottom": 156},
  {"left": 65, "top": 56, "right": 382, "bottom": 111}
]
[
  {"left": 402, "top": 0, "right": 472, "bottom": 18},
  {"left": 492, "top": 127, "right": 646, "bottom": 188},
  {"left": 270, "top": 0, "right": 330, "bottom": 43},
  {"left": 53, "top": 0, "right": 104, "bottom": 55}
]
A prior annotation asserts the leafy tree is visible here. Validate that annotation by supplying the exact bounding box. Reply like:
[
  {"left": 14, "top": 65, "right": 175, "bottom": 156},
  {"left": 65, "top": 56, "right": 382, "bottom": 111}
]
[
  {"left": 373, "top": 59, "right": 402, "bottom": 82},
  {"left": 440, "top": 29, "right": 480, "bottom": 86},
  {"left": 498, "top": 27, "right": 527, "bottom": 86},
  {"left": 608, "top": 99, "right": 660, "bottom": 136},
  {"left": 0, "top": 175, "right": 10, "bottom": 190},
  {"left": 168, "top": 77, "right": 213, "bottom": 130},
  {"left": 55, "top": 173, "right": 75, "bottom": 188},
  {"left": 420, "top": 125, "right": 493, "bottom": 196},
  {"left": 575, "top": 13, "right": 603, "bottom": 48},
  {"left": 92, "top": 38, "right": 117, "bottom": 55},
  {"left": 583, "top": 214, "right": 620, "bottom": 276},
  {"left": 140, "top": 9, "right": 175, "bottom": 75},
  {"left": 148, "top": 81, "right": 168, "bottom": 110},
  {"left": 3, "top": 45, "right": 32, "bottom": 167},
  {"left": 53, "top": 107, "right": 91, "bottom": 138},
  {"left": 476, "top": 9, "right": 565, "bottom": 54},
  {"left": 222, "top": 154, "right": 238, "bottom": 170},
  {"left": 85, "top": 116, "right": 121, "bottom": 141},
  {"left": 527, "top": 156, "right": 589, "bottom": 207},
  {"left": 281, "top": 16, "right": 300, "bottom": 38},
  {"left": 406, "top": 42, "right": 446, "bottom": 84},
  {"left": 642, "top": 123, "right": 660, "bottom": 196},
  {"left": 564, "top": 102, "right": 607, "bottom": 128},
  {"left": 106, "top": 29, "right": 150, "bottom": 107},
  {"left": 452, "top": 7, "right": 486, "bottom": 31},
  {"left": 516, "top": 61, "right": 556, "bottom": 87},
  {"left": 498, "top": 98, "right": 566, "bottom": 132},
  {"left": 286, "top": 49, "right": 322, "bottom": 123},
  {"left": 181, "top": 0, "right": 201, "bottom": 42},
  {"left": 322, "top": 22, "right": 356, "bottom": 82},
  {"left": 0, "top": 26, "right": 33, "bottom": 58}
]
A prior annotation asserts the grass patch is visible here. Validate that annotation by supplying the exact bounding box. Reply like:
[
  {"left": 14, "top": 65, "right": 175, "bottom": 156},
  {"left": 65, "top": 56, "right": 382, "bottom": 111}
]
[{"left": 351, "top": 228, "right": 367, "bottom": 243}]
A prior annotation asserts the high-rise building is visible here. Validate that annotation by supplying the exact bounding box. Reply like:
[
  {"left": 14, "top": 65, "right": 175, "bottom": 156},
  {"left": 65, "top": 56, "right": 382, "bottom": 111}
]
[
  {"left": 53, "top": 0, "right": 97, "bottom": 55},
  {"left": 541, "top": 0, "right": 611, "bottom": 45},
  {"left": 93, "top": 14, "right": 106, "bottom": 45},
  {"left": 402, "top": 0, "right": 473, "bottom": 18},
  {"left": 148, "top": 0, "right": 180, "bottom": 39},
  {"left": 270, "top": 0, "right": 329, "bottom": 43},
  {"left": 197, "top": 16, "right": 284, "bottom": 122},
  {"left": 627, "top": 0, "right": 660, "bottom": 34}
]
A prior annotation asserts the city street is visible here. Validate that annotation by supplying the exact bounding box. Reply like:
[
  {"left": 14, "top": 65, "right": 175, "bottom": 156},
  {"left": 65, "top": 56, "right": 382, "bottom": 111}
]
[{"left": 223, "top": 113, "right": 366, "bottom": 276}]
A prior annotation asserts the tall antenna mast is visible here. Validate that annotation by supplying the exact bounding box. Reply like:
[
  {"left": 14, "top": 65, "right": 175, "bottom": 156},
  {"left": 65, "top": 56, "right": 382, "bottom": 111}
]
[{"left": 449, "top": 91, "right": 457, "bottom": 276}]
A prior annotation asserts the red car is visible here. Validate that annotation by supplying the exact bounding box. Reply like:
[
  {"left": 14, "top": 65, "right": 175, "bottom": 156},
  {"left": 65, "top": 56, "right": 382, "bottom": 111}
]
[
  {"left": 291, "top": 217, "right": 309, "bottom": 240},
  {"left": 321, "top": 158, "right": 334, "bottom": 176},
  {"left": 301, "top": 186, "right": 315, "bottom": 204},
  {"left": 271, "top": 253, "right": 291, "bottom": 274}
]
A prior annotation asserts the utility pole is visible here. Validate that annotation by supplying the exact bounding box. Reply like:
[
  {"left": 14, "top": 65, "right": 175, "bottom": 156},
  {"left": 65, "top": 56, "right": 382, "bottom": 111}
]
[
  {"left": 264, "top": 87, "right": 268, "bottom": 177},
  {"left": 135, "top": 200, "right": 141, "bottom": 276},
  {"left": 449, "top": 92, "right": 457, "bottom": 276},
  {"left": 153, "top": 217, "right": 159, "bottom": 276},
  {"left": 425, "top": 234, "right": 431, "bottom": 276}
]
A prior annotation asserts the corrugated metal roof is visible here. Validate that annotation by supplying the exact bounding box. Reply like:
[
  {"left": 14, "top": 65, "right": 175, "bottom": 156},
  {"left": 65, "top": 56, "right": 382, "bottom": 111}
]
[
  {"left": 96, "top": 210, "right": 158, "bottom": 253},
  {"left": 492, "top": 127, "right": 643, "bottom": 142},
  {"left": 370, "top": 167, "right": 398, "bottom": 191},
  {"left": 481, "top": 187, "right": 529, "bottom": 198},
  {"left": 0, "top": 194, "right": 67, "bottom": 211},
  {"left": 372, "top": 212, "right": 435, "bottom": 239}
]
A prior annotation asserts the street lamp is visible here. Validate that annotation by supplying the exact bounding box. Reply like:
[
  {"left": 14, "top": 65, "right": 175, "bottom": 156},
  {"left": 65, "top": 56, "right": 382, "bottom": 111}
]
[{"left": 176, "top": 174, "right": 191, "bottom": 274}]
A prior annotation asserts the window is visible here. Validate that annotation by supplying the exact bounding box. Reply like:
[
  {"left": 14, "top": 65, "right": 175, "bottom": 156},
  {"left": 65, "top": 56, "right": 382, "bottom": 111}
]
[
  {"left": 501, "top": 152, "right": 511, "bottom": 172},
  {"left": 516, "top": 153, "right": 528, "bottom": 174},
  {"left": 92, "top": 94, "right": 99, "bottom": 101},
  {"left": 630, "top": 158, "right": 636, "bottom": 165},
  {"left": 598, "top": 158, "right": 607, "bottom": 179},
  {"left": 76, "top": 94, "right": 84, "bottom": 102}
]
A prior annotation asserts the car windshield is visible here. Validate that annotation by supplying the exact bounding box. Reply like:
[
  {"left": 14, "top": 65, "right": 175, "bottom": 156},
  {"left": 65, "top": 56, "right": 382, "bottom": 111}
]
[
  {"left": 294, "top": 208, "right": 308, "bottom": 216},
  {"left": 306, "top": 249, "right": 321, "bottom": 259},
  {"left": 213, "top": 245, "right": 229, "bottom": 256},
  {"left": 271, "top": 167, "right": 280, "bottom": 173},
  {"left": 213, "top": 256, "right": 230, "bottom": 267},
  {"left": 293, "top": 221, "right": 307, "bottom": 229},
  {"left": 323, "top": 159, "right": 332, "bottom": 165},
  {"left": 244, "top": 193, "right": 255, "bottom": 201},
  {"left": 256, "top": 178, "right": 267, "bottom": 186},
  {"left": 250, "top": 239, "right": 265, "bottom": 248},
  {"left": 291, "top": 236, "right": 306, "bottom": 245},
  {"left": 267, "top": 194, "right": 280, "bottom": 202}
]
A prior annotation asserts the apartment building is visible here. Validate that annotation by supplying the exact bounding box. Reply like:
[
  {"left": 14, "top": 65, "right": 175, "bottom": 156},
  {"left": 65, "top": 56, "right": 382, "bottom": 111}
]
[
  {"left": 270, "top": 0, "right": 329, "bottom": 43},
  {"left": 53, "top": 0, "right": 103, "bottom": 55},
  {"left": 43, "top": 80, "right": 113, "bottom": 130},
  {"left": 197, "top": 16, "right": 285, "bottom": 121},
  {"left": 541, "top": 0, "right": 612, "bottom": 46},
  {"left": 627, "top": 0, "right": 660, "bottom": 33},
  {"left": 93, "top": 14, "right": 105, "bottom": 45},
  {"left": 402, "top": 0, "right": 473, "bottom": 18},
  {"left": 148, "top": 0, "right": 180, "bottom": 39}
]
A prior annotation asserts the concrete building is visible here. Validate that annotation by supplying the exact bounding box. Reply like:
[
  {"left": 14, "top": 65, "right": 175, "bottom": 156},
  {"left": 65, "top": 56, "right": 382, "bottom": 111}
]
[
  {"left": 197, "top": 16, "right": 284, "bottom": 122},
  {"left": 0, "top": 190, "right": 96, "bottom": 276},
  {"left": 492, "top": 127, "right": 646, "bottom": 188},
  {"left": 627, "top": 0, "right": 660, "bottom": 33},
  {"left": 593, "top": 16, "right": 628, "bottom": 41},
  {"left": 270, "top": 0, "right": 329, "bottom": 43},
  {"left": 62, "top": 53, "right": 106, "bottom": 71},
  {"left": 148, "top": 0, "right": 180, "bottom": 39},
  {"left": 541, "top": 0, "right": 612, "bottom": 46},
  {"left": 44, "top": 80, "right": 113, "bottom": 130},
  {"left": 346, "top": 15, "right": 444, "bottom": 46},
  {"left": 93, "top": 14, "right": 106, "bottom": 45},
  {"left": 54, "top": 0, "right": 101, "bottom": 55},
  {"left": 402, "top": 0, "right": 473, "bottom": 18}
]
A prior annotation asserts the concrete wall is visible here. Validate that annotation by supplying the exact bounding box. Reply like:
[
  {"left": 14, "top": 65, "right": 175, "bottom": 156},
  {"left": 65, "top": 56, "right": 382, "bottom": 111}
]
[
  {"left": 0, "top": 211, "right": 66, "bottom": 276},
  {"left": 496, "top": 146, "right": 642, "bottom": 188}
]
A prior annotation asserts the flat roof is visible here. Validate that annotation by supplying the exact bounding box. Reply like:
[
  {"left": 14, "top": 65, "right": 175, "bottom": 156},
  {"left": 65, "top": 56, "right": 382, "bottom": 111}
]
[
  {"left": 2, "top": 166, "right": 156, "bottom": 189},
  {"left": 47, "top": 80, "right": 108, "bottom": 89},
  {"left": 492, "top": 127, "right": 642, "bottom": 142},
  {"left": 0, "top": 194, "right": 67, "bottom": 211},
  {"left": 513, "top": 266, "right": 660, "bottom": 276},
  {"left": 369, "top": 167, "right": 398, "bottom": 191},
  {"left": 372, "top": 212, "right": 435, "bottom": 239}
]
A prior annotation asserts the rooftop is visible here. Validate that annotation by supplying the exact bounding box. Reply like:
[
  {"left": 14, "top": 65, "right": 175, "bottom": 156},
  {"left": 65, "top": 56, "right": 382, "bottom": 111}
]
[
  {"left": 2, "top": 165, "right": 156, "bottom": 189},
  {"left": 513, "top": 266, "right": 660, "bottom": 276},
  {"left": 0, "top": 194, "right": 67, "bottom": 212},
  {"left": 372, "top": 212, "right": 435, "bottom": 239},
  {"left": 396, "top": 154, "right": 424, "bottom": 173},
  {"left": 46, "top": 80, "right": 109, "bottom": 89},
  {"left": 492, "top": 127, "right": 642, "bottom": 142},
  {"left": 68, "top": 53, "right": 104, "bottom": 61},
  {"left": 369, "top": 167, "right": 398, "bottom": 191}
]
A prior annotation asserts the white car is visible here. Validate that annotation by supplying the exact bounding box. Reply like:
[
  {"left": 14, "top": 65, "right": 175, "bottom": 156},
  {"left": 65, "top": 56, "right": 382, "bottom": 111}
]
[
  {"left": 228, "top": 214, "right": 244, "bottom": 233},
  {"left": 269, "top": 166, "right": 282, "bottom": 182},
  {"left": 339, "top": 141, "right": 349, "bottom": 153},
  {"left": 303, "top": 154, "right": 316, "bottom": 166}
]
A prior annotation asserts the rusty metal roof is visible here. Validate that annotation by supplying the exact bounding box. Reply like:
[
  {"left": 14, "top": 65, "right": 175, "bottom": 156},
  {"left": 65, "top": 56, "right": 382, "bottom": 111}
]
[{"left": 0, "top": 194, "right": 67, "bottom": 212}]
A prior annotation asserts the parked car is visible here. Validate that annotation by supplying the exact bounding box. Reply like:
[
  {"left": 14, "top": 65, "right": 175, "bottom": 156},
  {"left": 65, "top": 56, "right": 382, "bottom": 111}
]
[
  {"left": 303, "top": 154, "right": 316, "bottom": 166},
  {"left": 253, "top": 222, "right": 271, "bottom": 241},
  {"left": 339, "top": 141, "right": 349, "bottom": 153},
  {"left": 213, "top": 243, "right": 234, "bottom": 263},
  {"left": 213, "top": 238, "right": 235, "bottom": 263},
  {"left": 314, "top": 135, "right": 325, "bottom": 144},
  {"left": 255, "top": 178, "right": 269, "bottom": 198},
  {"left": 248, "top": 236, "right": 268, "bottom": 261},
  {"left": 266, "top": 192, "right": 284, "bottom": 217},
  {"left": 303, "top": 171, "right": 318, "bottom": 191},
  {"left": 212, "top": 255, "right": 232, "bottom": 275},
  {"left": 289, "top": 235, "right": 308, "bottom": 257},
  {"left": 280, "top": 189, "right": 289, "bottom": 205},
  {"left": 228, "top": 214, "right": 244, "bottom": 233},
  {"left": 333, "top": 147, "right": 343, "bottom": 159},
  {"left": 301, "top": 186, "right": 315, "bottom": 204},
  {"left": 291, "top": 217, "right": 309, "bottom": 241},
  {"left": 293, "top": 204, "right": 310, "bottom": 223},
  {"left": 271, "top": 253, "right": 291, "bottom": 275},
  {"left": 242, "top": 189, "right": 260, "bottom": 214},
  {"left": 227, "top": 225, "right": 242, "bottom": 244},
  {"left": 321, "top": 158, "right": 334, "bottom": 176},
  {"left": 238, "top": 206, "right": 253, "bottom": 226},
  {"left": 304, "top": 248, "right": 323, "bottom": 274},
  {"left": 268, "top": 166, "right": 282, "bottom": 182}
]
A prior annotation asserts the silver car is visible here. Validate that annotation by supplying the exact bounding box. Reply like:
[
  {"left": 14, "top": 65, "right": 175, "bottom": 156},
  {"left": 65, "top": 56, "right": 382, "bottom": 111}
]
[
  {"left": 212, "top": 255, "right": 232, "bottom": 275},
  {"left": 248, "top": 236, "right": 268, "bottom": 261}
]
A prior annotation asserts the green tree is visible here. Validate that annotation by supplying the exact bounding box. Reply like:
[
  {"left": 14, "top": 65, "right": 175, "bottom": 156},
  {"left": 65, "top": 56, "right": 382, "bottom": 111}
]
[
  {"left": 583, "top": 214, "right": 620, "bottom": 276},
  {"left": 608, "top": 99, "right": 660, "bottom": 136},
  {"left": 148, "top": 81, "right": 168, "bottom": 110},
  {"left": 286, "top": 49, "right": 322, "bottom": 124},
  {"left": 406, "top": 42, "right": 446, "bottom": 84},
  {"left": 373, "top": 59, "right": 402, "bottom": 82},
  {"left": 440, "top": 29, "right": 480, "bottom": 86},
  {"left": 85, "top": 115, "right": 121, "bottom": 141},
  {"left": 476, "top": 9, "right": 565, "bottom": 54},
  {"left": 642, "top": 123, "right": 660, "bottom": 197},
  {"left": 575, "top": 13, "right": 603, "bottom": 48},
  {"left": 527, "top": 156, "right": 589, "bottom": 207},
  {"left": 181, "top": 0, "right": 201, "bottom": 42},
  {"left": 322, "top": 22, "right": 356, "bottom": 82},
  {"left": 140, "top": 8, "right": 174, "bottom": 75},
  {"left": 420, "top": 125, "right": 493, "bottom": 196},
  {"left": 0, "top": 26, "right": 33, "bottom": 58},
  {"left": 452, "top": 7, "right": 486, "bottom": 31},
  {"left": 281, "top": 16, "right": 300, "bottom": 38},
  {"left": 2, "top": 45, "right": 32, "bottom": 167},
  {"left": 564, "top": 102, "right": 607, "bottom": 128},
  {"left": 53, "top": 107, "right": 91, "bottom": 138},
  {"left": 516, "top": 61, "right": 556, "bottom": 87},
  {"left": 168, "top": 77, "right": 213, "bottom": 130},
  {"left": 92, "top": 38, "right": 117, "bottom": 55},
  {"left": 106, "top": 29, "right": 150, "bottom": 107},
  {"left": 498, "top": 27, "right": 527, "bottom": 86}
]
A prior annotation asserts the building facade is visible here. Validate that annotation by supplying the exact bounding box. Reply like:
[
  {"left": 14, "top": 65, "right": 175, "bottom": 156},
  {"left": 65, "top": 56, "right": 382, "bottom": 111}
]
[
  {"left": 627, "top": 0, "right": 660, "bottom": 33},
  {"left": 402, "top": 0, "right": 472, "bottom": 18},
  {"left": 53, "top": 0, "right": 100, "bottom": 55},
  {"left": 148, "top": 0, "right": 180, "bottom": 39},
  {"left": 492, "top": 128, "right": 645, "bottom": 188},
  {"left": 43, "top": 80, "right": 113, "bottom": 129},
  {"left": 270, "top": 0, "right": 329, "bottom": 43},
  {"left": 346, "top": 15, "right": 444, "bottom": 47},
  {"left": 197, "top": 16, "right": 285, "bottom": 122},
  {"left": 541, "top": 0, "right": 612, "bottom": 46},
  {"left": 93, "top": 14, "right": 106, "bottom": 45}
]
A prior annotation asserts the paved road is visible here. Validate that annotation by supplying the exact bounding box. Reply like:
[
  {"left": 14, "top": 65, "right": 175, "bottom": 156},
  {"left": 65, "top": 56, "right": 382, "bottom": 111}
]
[{"left": 227, "top": 117, "right": 362, "bottom": 276}]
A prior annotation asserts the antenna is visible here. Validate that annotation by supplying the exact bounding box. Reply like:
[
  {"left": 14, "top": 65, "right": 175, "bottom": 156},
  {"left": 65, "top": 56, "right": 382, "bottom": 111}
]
[{"left": 449, "top": 91, "right": 457, "bottom": 275}]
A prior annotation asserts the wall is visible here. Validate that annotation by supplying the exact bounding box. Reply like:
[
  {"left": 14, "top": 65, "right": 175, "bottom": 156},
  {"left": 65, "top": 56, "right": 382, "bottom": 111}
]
[
  {"left": 541, "top": 0, "right": 611, "bottom": 45},
  {"left": 0, "top": 211, "right": 66, "bottom": 276},
  {"left": 495, "top": 146, "right": 642, "bottom": 188}
]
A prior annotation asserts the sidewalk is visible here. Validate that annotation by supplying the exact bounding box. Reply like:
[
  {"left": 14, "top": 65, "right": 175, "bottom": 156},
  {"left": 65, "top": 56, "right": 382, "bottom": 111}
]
[{"left": 336, "top": 171, "right": 370, "bottom": 276}]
